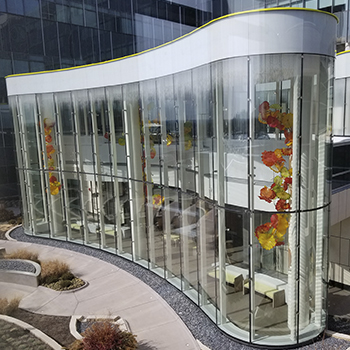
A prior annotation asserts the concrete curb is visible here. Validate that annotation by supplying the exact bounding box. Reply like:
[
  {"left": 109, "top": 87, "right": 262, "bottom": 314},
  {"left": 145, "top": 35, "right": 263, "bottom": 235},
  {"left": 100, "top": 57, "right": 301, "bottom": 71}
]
[
  {"left": 0, "top": 314, "right": 63, "bottom": 349},
  {"left": 0, "top": 258, "right": 41, "bottom": 287},
  {"left": 5, "top": 224, "right": 21, "bottom": 241},
  {"left": 197, "top": 339, "right": 212, "bottom": 350},
  {"left": 69, "top": 315, "right": 130, "bottom": 340},
  {"left": 326, "top": 330, "right": 350, "bottom": 342}
]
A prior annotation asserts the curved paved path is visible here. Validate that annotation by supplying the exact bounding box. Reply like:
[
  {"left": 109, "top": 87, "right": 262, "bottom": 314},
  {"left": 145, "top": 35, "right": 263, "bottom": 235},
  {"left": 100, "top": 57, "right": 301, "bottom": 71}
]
[{"left": 0, "top": 240, "right": 200, "bottom": 350}]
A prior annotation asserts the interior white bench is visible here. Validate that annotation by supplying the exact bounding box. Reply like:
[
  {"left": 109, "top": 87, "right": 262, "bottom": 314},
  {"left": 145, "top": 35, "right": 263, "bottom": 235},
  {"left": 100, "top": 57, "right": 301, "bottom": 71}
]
[
  {"left": 208, "top": 265, "right": 249, "bottom": 292},
  {"left": 208, "top": 265, "right": 286, "bottom": 308},
  {"left": 71, "top": 222, "right": 130, "bottom": 238},
  {"left": 243, "top": 273, "right": 286, "bottom": 308}
]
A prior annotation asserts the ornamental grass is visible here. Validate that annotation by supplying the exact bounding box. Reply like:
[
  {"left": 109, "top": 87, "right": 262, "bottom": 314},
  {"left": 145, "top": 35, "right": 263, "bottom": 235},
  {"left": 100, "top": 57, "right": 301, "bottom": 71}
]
[
  {"left": 0, "top": 297, "right": 21, "bottom": 315},
  {"left": 69, "top": 320, "right": 137, "bottom": 350}
]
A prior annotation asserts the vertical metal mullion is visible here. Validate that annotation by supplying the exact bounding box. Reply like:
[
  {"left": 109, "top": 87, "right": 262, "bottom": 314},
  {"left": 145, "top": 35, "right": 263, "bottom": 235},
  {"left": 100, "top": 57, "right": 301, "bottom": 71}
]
[
  {"left": 215, "top": 63, "right": 227, "bottom": 325},
  {"left": 176, "top": 80, "right": 186, "bottom": 290},
  {"left": 139, "top": 86, "right": 154, "bottom": 269},
  {"left": 89, "top": 91, "right": 105, "bottom": 248},
  {"left": 196, "top": 68, "right": 208, "bottom": 307},
  {"left": 72, "top": 93, "right": 89, "bottom": 244},
  {"left": 21, "top": 112, "right": 37, "bottom": 234},
  {"left": 34, "top": 95, "right": 49, "bottom": 227},
  {"left": 34, "top": 96, "right": 52, "bottom": 236},
  {"left": 161, "top": 78, "right": 173, "bottom": 278},
  {"left": 155, "top": 79, "right": 167, "bottom": 276},
  {"left": 54, "top": 93, "right": 70, "bottom": 240},
  {"left": 12, "top": 97, "right": 29, "bottom": 230},
  {"left": 343, "top": 78, "right": 347, "bottom": 135},
  {"left": 247, "top": 55, "right": 255, "bottom": 343},
  {"left": 137, "top": 83, "right": 150, "bottom": 266},
  {"left": 295, "top": 55, "right": 305, "bottom": 344},
  {"left": 18, "top": 100, "right": 36, "bottom": 234},
  {"left": 210, "top": 63, "right": 218, "bottom": 325},
  {"left": 105, "top": 88, "right": 122, "bottom": 254},
  {"left": 122, "top": 89, "right": 134, "bottom": 260}
]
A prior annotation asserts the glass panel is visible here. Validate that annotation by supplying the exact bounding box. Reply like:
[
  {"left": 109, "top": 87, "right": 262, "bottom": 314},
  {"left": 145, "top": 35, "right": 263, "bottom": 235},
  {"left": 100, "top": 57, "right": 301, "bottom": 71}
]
[
  {"left": 162, "top": 188, "right": 183, "bottom": 284},
  {"left": 333, "top": 78, "right": 345, "bottom": 135},
  {"left": 140, "top": 78, "right": 163, "bottom": 270},
  {"left": 123, "top": 83, "right": 143, "bottom": 259},
  {"left": 291, "top": 1, "right": 303, "bottom": 7},
  {"left": 319, "top": 0, "right": 332, "bottom": 8},
  {"left": 335, "top": 11, "right": 347, "bottom": 44},
  {"left": 72, "top": 90, "right": 99, "bottom": 247},
  {"left": 192, "top": 63, "right": 218, "bottom": 317},
  {"left": 157, "top": 75, "right": 177, "bottom": 188},
  {"left": 67, "top": 177, "right": 84, "bottom": 243},
  {"left": 304, "top": 0, "right": 317, "bottom": 8},
  {"left": 250, "top": 54, "right": 301, "bottom": 344},
  {"left": 37, "top": 93, "right": 65, "bottom": 238},
  {"left": 43, "top": 20, "right": 59, "bottom": 58},
  {"left": 85, "top": 9, "right": 97, "bottom": 28},
  {"left": 24, "top": 0, "right": 40, "bottom": 17},
  {"left": 198, "top": 201, "right": 218, "bottom": 322},
  {"left": 223, "top": 207, "right": 249, "bottom": 336},
  {"left": 105, "top": 85, "right": 130, "bottom": 255},
  {"left": 180, "top": 192, "right": 201, "bottom": 296},
  {"left": 7, "top": 0, "right": 24, "bottom": 15},
  {"left": 300, "top": 55, "right": 333, "bottom": 211},
  {"left": 71, "top": 6, "right": 84, "bottom": 26},
  {"left": 298, "top": 55, "right": 332, "bottom": 342},
  {"left": 56, "top": 4, "right": 71, "bottom": 23},
  {"left": 345, "top": 78, "right": 350, "bottom": 135},
  {"left": 56, "top": 91, "right": 75, "bottom": 240},
  {"left": 174, "top": 70, "right": 196, "bottom": 194}
]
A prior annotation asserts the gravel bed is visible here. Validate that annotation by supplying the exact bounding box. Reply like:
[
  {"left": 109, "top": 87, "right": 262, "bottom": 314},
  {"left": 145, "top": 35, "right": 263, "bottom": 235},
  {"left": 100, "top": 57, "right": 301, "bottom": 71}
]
[
  {"left": 9, "top": 227, "right": 350, "bottom": 350},
  {"left": 0, "top": 259, "right": 36, "bottom": 273},
  {"left": 328, "top": 315, "right": 350, "bottom": 335}
]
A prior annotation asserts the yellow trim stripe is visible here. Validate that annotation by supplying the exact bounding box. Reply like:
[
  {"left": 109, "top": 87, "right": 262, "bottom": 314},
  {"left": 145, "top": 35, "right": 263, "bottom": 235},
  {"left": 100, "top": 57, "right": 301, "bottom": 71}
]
[
  {"left": 337, "top": 50, "right": 350, "bottom": 56},
  {"left": 5, "top": 7, "right": 338, "bottom": 79}
]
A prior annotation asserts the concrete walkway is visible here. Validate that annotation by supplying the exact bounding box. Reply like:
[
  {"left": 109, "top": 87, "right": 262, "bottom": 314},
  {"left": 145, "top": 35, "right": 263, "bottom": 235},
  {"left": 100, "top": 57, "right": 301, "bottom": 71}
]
[{"left": 0, "top": 240, "right": 200, "bottom": 350}]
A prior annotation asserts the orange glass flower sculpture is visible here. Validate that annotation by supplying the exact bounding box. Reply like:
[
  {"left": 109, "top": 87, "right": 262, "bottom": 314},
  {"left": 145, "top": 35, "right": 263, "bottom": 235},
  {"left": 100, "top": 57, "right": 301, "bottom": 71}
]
[
  {"left": 42, "top": 117, "right": 61, "bottom": 195},
  {"left": 255, "top": 101, "right": 293, "bottom": 250},
  {"left": 152, "top": 194, "right": 164, "bottom": 207}
]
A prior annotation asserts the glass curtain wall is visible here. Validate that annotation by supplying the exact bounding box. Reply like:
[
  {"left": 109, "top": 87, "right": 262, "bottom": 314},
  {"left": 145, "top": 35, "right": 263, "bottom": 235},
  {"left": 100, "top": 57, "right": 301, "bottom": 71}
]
[{"left": 10, "top": 51, "right": 333, "bottom": 346}]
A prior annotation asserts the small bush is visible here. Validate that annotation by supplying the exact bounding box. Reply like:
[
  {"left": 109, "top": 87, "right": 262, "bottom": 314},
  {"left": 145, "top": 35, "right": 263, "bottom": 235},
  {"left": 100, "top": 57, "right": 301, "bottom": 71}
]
[
  {"left": 0, "top": 297, "right": 21, "bottom": 315},
  {"left": 42, "top": 274, "right": 60, "bottom": 285},
  {"left": 59, "top": 280, "right": 72, "bottom": 289},
  {"left": 61, "top": 271, "right": 75, "bottom": 281},
  {"left": 5, "top": 249, "right": 40, "bottom": 264},
  {"left": 69, "top": 320, "right": 137, "bottom": 350},
  {"left": 40, "top": 259, "right": 70, "bottom": 285}
]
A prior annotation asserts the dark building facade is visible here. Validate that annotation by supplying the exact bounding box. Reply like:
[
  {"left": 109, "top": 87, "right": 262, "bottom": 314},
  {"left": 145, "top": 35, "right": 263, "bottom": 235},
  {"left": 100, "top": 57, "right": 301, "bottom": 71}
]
[
  {"left": 0, "top": 0, "right": 213, "bottom": 198},
  {"left": 1, "top": 0, "right": 350, "bottom": 199}
]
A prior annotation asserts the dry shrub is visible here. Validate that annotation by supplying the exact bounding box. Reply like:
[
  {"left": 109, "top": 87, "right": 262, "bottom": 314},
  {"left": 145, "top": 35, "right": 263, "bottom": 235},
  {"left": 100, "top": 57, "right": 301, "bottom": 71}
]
[
  {"left": 40, "top": 259, "right": 70, "bottom": 285},
  {"left": 5, "top": 249, "right": 40, "bottom": 264},
  {"left": 0, "top": 297, "right": 21, "bottom": 315},
  {"left": 69, "top": 340, "right": 84, "bottom": 350},
  {"left": 69, "top": 320, "right": 137, "bottom": 350}
]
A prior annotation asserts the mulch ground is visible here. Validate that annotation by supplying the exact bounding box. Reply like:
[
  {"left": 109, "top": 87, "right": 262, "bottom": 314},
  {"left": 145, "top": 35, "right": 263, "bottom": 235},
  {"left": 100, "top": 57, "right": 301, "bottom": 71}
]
[
  {"left": 10, "top": 309, "right": 75, "bottom": 348},
  {"left": 0, "top": 222, "right": 76, "bottom": 349}
]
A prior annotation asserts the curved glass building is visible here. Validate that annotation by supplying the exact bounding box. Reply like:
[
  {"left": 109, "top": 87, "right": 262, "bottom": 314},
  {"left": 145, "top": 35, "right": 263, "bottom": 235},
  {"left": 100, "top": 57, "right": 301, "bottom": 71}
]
[{"left": 6, "top": 8, "right": 337, "bottom": 347}]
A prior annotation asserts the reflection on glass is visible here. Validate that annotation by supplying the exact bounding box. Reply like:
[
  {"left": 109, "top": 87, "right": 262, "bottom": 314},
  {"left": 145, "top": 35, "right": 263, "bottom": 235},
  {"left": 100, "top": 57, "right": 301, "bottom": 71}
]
[{"left": 13, "top": 50, "right": 333, "bottom": 346}]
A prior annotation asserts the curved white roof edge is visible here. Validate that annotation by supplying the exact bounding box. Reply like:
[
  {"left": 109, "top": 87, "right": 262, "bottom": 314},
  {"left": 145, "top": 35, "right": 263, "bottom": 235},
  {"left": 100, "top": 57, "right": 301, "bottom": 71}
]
[
  {"left": 335, "top": 50, "right": 350, "bottom": 79},
  {"left": 6, "top": 8, "right": 336, "bottom": 96}
]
